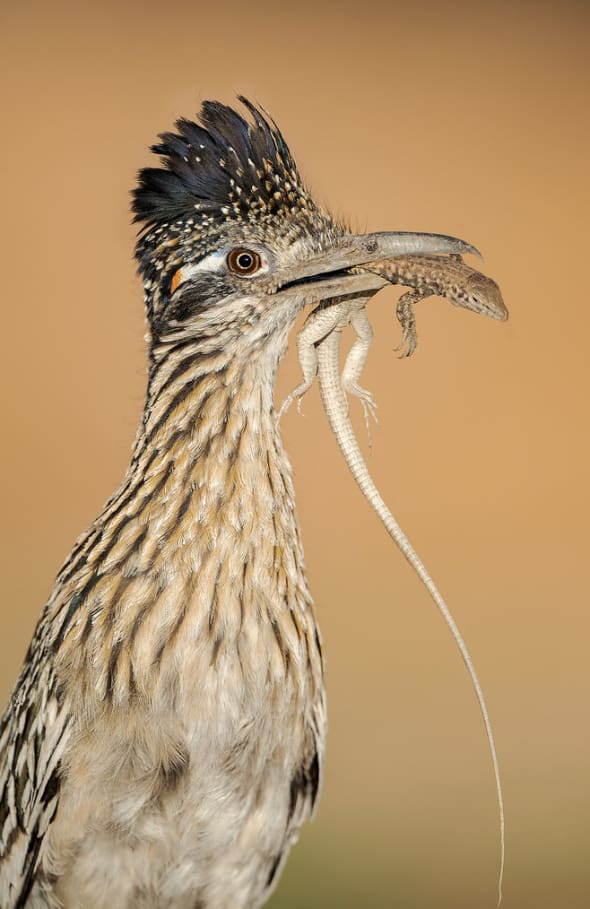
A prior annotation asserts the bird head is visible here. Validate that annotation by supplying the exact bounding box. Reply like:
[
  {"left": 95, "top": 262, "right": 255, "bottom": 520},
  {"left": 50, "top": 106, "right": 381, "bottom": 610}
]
[{"left": 132, "top": 98, "right": 478, "bottom": 350}]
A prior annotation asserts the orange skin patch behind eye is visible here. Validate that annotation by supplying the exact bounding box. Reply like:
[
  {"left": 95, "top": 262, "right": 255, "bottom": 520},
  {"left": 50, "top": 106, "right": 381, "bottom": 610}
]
[{"left": 170, "top": 267, "right": 183, "bottom": 295}]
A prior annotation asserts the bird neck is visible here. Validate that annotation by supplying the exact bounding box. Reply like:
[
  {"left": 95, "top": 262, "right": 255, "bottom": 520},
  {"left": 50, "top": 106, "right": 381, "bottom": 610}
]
[
  {"left": 50, "top": 325, "right": 320, "bottom": 709},
  {"left": 131, "top": 329, "right": 289, "bottom": 511},
  {"left": 141, "top": 339, "right": 277, "bottom": 458}
]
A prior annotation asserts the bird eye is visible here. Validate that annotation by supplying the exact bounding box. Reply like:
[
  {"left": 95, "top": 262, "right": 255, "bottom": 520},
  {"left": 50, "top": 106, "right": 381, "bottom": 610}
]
[{"left": 227, "top": 248, "right": 262, "bottom": 275}]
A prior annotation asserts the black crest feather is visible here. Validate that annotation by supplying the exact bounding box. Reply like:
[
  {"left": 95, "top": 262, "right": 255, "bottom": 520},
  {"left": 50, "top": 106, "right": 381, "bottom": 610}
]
[{"left": 132, "top": 97, "right": 307, "bottom": 231}]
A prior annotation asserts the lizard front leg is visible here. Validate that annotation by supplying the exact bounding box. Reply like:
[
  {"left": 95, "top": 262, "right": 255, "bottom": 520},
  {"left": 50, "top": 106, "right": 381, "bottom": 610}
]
[{"left": 395, "top": 288, "right": 427, "bottom": 358}]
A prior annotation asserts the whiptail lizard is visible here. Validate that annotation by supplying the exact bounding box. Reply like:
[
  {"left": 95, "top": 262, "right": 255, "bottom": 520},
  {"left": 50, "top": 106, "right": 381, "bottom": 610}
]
[{"left": 280, "top": 252, "right": 508, "bottom": 905}]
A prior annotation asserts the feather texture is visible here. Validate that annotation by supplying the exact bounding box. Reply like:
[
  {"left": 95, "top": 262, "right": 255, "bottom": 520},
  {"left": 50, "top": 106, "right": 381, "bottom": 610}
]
[{"left": 132, "top": 97, "right": 310, "bottom": 231}]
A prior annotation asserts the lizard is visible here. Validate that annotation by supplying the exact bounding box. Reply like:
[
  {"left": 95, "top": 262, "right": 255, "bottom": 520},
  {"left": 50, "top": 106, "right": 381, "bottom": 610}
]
[{"left": 279, "top": 252, "right": 508, "bottom": 905}]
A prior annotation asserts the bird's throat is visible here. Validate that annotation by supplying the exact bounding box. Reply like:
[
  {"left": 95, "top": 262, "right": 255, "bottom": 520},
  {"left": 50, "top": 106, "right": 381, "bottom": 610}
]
[{"left": 51, "top": 343, "right": 315, "bottom": 711}]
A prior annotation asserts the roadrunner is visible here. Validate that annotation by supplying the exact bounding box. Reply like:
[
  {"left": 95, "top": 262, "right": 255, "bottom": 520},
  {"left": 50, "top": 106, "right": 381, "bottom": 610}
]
[{"left": 0, "top": 98, "right": 489, "bottom": 908}]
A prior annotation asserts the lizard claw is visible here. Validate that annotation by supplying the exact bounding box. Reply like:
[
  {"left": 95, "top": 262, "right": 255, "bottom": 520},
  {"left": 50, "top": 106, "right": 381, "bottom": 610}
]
[{"left": 395, "top": 333, "right": 417, "bottom": 359}]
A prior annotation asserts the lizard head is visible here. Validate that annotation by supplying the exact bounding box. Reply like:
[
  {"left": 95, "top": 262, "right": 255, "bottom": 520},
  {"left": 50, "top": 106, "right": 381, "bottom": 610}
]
[{"left": 457, "top": 272, "right": 509, "bottom": 321}]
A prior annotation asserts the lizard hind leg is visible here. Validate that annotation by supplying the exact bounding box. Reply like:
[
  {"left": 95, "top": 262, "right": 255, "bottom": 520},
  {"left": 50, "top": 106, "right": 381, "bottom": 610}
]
[
  {"left": 278, "top": 304, "right": 344, "bottom": 421},
  {"left": 341, "top": 308, "right": 379, "bottom": 445}
]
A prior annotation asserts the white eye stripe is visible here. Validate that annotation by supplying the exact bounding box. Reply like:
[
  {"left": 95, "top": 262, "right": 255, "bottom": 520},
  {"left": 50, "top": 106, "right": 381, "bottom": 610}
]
[
  {"left": 171, "top": 245, "right": 271, "bottom": 291},
  {"left": 180, "top": 250, "right": 230, "bottom": 281}
]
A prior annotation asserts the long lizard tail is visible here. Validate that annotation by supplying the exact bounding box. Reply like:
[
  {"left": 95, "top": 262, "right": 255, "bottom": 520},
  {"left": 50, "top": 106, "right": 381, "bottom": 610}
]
[{"left": 316, "top": 326, "right": 505, "bottom": 907}]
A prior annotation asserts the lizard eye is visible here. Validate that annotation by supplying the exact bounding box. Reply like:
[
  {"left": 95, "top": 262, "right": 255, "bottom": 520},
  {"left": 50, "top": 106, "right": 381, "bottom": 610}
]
[{"left": 227, "top": 248, "right": 262, "bottom": 276}]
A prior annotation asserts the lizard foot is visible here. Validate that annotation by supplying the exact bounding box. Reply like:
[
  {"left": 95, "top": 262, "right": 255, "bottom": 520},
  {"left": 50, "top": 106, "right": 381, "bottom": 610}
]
[
  {"left": 342, "top": 378, "right": 379, "bottom": 448},
  {"left": 278, "top": 379, "right": 315, "bottom": 421}
]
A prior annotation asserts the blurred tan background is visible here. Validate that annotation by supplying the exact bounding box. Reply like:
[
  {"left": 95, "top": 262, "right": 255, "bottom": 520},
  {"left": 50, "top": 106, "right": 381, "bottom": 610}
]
[{"left": 1, "top": 0, "right": 588, "bottom": 906}]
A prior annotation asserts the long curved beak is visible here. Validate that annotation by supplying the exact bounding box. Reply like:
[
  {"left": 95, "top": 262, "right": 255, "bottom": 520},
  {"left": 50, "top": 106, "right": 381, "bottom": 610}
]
[{"left": 277, "top": 230, "right": 480, "bottom": 305}]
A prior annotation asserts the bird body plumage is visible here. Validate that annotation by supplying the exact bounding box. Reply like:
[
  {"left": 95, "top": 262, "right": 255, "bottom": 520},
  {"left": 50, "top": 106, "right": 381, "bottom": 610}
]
[{"left": 0, "top": 99, "right": 327, "bottom": 909}]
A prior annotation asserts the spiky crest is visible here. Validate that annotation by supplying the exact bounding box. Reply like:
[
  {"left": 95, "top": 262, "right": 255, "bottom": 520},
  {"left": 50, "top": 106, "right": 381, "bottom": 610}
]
[{"left": 132, "top": 97, "right": 314, "bottom": 231}]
